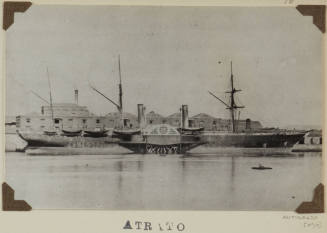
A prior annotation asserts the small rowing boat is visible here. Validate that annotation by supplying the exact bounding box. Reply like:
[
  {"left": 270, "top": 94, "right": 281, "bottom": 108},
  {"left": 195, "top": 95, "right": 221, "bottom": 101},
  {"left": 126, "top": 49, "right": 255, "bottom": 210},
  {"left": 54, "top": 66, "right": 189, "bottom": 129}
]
[{"left": 251, "top": 164, "right": 272, "bottom": 170}]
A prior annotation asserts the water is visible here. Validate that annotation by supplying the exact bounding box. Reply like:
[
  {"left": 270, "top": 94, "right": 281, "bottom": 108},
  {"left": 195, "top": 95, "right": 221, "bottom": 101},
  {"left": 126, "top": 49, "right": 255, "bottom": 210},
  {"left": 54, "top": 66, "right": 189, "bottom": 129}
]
[{"left": 5, "top": 151, "right": 322, "bottom": 210}]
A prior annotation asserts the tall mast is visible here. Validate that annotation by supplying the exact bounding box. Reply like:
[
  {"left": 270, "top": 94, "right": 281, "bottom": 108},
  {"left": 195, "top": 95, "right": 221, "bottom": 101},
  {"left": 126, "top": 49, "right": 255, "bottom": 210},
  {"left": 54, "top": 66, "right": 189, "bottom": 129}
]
[
  {"left": 89, "top": 56, "right": 124, "bottom": 129},
  {"left": 208, "top": 60, "right": 244, "bottom": 133},
  {"left": 228, "top": 61, "right": 244, "bottom": 133},
  {"left": 47, "top": 67, "right": 54, "bottom": 129},
  {"left": 230, "top": 61, "right": 235, "bottom": 132},
  {"left": 118, "top": 55, "right": 123, "bottom": 128},
  {"left": 118, "top": 55, "right": 123, "bottom": 113}
]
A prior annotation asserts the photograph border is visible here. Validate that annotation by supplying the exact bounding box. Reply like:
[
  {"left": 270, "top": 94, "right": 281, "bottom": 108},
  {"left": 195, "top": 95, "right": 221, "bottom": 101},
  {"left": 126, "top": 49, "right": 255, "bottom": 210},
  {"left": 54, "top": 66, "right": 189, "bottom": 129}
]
[{"left": 0, "top": 0, "right": 326, "bottom": 232}]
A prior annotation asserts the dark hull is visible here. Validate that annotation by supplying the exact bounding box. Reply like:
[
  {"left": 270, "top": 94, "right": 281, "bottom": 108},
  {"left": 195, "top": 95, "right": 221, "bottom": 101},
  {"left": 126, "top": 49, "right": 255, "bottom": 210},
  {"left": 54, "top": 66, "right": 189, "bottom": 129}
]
[
  {"left": 23, "top": 138, "right": 66, "bottom": 147},
  {"left": 61, "top": 130, "right": 82, "bottom": 137},
  {"left": 18, "top": 131, "right": 204, "bottom": 154},
  {"left": 252, "top": 167, "right": 272, "bottom": 170},
  {"left": 202, "top": 132, "right": 305, "bottom": 148},
  {"left": 118, "top": 141, "right": 206, "bottom": 154},
  {"left": 17, "top": 131, "right": 305, "bottom": 154},
  {"left": 18, "top": 133, "right": 68, "bottom": 147},
  {"left": 83, "top": 130, "right": 108, "bottom": 138},
  {"left": 17, "top": 132, "right": 118, "bottom": 148},
  {"left": 113, "top": 129, "right": 141, "bottom": 135}
]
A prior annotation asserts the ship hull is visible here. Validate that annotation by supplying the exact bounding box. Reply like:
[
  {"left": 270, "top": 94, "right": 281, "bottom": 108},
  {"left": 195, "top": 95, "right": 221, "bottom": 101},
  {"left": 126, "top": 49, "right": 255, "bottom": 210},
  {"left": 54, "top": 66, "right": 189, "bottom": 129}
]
[
  {"left": 17, "top": 131, "right": 205, "bottom": 154},
  {"left": 17, "top": 131, "right": 305, "bottom": 154},
  {"left": 202, "top": 132, "right": 305, "bottom": 148},
  {"left": 117, "top": 141, "right": 206, "bottom": 154},
  {"left": 17, "top": 132, "right": 118, "bottom": 148}
]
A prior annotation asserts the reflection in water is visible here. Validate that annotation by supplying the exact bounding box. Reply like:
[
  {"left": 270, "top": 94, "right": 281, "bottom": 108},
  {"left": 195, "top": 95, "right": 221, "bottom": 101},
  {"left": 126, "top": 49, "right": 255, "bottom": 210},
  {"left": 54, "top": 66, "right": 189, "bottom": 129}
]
[
  {"left": 137, "top": 159, "right": 143, "bottom": 171},
  {"left": 180, "top": 158, "right": 186, "bottom": 183},
  {"left": 117, "top": 160, "right": 123, "bottom": 193},
  {"left": 230, "top": 156, "right": 235, "bottom": 193},
  {"left": 5, "top": 151, "right": 322, "bottom": 210}
]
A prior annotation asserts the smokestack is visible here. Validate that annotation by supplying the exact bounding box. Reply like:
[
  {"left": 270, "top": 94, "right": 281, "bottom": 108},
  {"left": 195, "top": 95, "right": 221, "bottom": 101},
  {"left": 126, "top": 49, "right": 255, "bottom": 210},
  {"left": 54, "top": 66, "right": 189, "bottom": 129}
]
[
  {"left": 181, "top": 105, "right": 189, "bottom": 129},
  {"left": 74, "top": 89, "right": 78, "bottom": 105},
  {"left": 137, "top": 104, "right": 146, "bottom": 129}
]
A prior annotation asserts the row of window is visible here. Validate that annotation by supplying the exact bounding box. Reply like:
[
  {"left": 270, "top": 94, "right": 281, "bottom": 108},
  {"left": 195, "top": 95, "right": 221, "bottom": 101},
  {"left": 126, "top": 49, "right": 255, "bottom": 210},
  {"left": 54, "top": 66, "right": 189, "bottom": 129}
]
[
  {"left": 25, "top": 118, "right": 103, "bottom": 124},
  {"left": 24, "top": 118, "right": 236, "bottom": 129},
  {"left": 25, "top": 117, "right": 230, "bottom": 125}
]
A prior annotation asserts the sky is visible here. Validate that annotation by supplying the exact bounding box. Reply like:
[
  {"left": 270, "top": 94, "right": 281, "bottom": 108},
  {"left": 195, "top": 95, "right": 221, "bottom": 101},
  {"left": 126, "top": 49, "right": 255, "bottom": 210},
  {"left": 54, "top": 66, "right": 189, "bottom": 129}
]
[{"left": 5, "top": 5, "right": 323, "bottom": 128}]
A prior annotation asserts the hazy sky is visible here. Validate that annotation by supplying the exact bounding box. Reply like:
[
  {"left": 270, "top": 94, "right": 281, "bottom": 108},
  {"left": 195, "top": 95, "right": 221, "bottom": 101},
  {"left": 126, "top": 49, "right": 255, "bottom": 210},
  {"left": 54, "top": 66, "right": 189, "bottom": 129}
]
[{"left": 5, "top": 5, "right": 323, "bottom": 127}]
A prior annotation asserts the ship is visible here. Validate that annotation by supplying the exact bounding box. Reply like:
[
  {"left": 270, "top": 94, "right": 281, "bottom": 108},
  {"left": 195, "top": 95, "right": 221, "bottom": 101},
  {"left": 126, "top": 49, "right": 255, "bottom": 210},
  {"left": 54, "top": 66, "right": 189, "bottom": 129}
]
[
  {"left": 205, "top": 61, "right": 306, "bottom": 148},
  {"left": 17, "top": 57, "right": 206, "bottom": 154},
  {"left": 17, "top": 59, "right": 305, "bottom": 153}
]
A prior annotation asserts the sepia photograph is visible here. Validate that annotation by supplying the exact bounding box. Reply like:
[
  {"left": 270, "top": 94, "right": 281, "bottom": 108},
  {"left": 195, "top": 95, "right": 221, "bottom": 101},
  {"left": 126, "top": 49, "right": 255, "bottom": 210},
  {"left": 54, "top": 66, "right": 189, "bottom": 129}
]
[{"left": 3, "top": 3, "right": 324, "bottom": 212}]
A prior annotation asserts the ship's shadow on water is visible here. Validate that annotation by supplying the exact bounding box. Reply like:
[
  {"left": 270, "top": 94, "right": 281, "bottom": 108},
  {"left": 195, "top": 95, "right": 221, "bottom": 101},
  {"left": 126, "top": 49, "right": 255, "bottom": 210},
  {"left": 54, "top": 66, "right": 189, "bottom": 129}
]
[
  {"left": 182, "top": 149, "right": 302, "bottom": 158},
  {"left": 182, "top": 153, "right": 303, "bottom": 158}
]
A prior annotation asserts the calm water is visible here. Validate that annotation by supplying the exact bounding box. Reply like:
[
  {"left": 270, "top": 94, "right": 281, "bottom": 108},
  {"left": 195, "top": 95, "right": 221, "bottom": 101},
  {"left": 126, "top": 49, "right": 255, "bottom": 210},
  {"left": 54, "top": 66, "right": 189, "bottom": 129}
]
[{"left": 5, "top": 150, "right": 322, "bottom": 210}]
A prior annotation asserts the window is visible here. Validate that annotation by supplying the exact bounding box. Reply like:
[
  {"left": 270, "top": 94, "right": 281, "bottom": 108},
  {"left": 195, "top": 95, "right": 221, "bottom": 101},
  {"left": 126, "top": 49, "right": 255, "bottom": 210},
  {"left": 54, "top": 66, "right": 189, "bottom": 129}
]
[
  {"left": 26, "top": 118, "right": 30, "bottom": 123},
  {"left": 82, "top": 119, "right": 87, "bottom": 124},
  {"left": 54, "top": 119, "right": 60, "bottom": 124},
  {"left": 149, "top": 120, "right": 153, "bottom": 124},
  {"left": 68, "top": 119, "right": 73, "bottom": 121},
  {"left": 96, "top": 119, "right": 100, "bottom": 124},
  {"left": 40, "top": 118, "right": 45, "bottom": 121}
]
